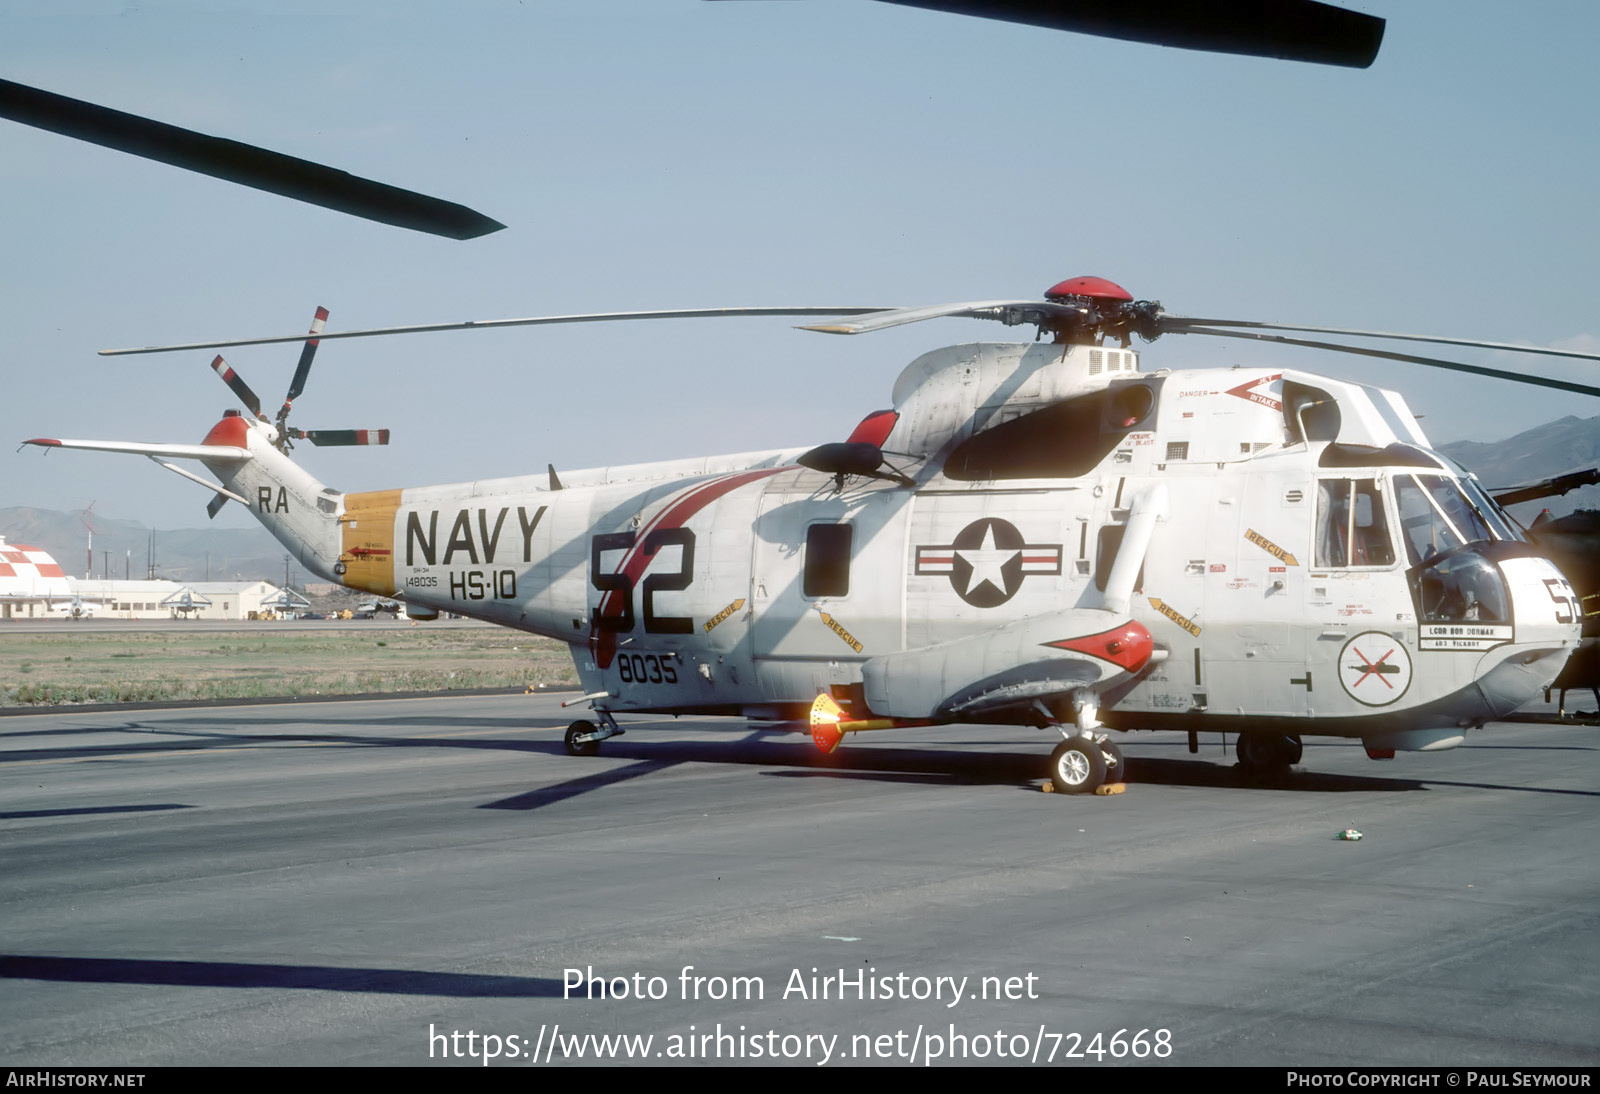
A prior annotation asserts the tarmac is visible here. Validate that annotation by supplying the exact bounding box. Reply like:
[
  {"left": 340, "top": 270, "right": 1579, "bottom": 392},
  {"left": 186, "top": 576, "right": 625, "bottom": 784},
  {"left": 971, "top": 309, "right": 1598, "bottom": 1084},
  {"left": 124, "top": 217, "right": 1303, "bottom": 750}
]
[{"left": 1, "top": 691, "right": 1596, "bottom": 1067}]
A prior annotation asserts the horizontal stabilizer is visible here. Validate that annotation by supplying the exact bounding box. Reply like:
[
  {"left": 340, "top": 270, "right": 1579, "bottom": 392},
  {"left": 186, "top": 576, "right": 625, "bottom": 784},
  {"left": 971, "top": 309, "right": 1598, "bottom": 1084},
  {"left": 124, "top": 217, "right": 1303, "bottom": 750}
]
[{"left": 23, "top": 438, "right": 250, "bottom": 461}]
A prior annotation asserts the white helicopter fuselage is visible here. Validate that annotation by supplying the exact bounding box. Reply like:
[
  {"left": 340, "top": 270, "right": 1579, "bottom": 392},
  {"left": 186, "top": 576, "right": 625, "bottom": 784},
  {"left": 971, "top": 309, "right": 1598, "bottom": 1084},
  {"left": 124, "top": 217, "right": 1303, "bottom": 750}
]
[{"left": 211, "top": 339, "right": 1580, "bottom": 754}]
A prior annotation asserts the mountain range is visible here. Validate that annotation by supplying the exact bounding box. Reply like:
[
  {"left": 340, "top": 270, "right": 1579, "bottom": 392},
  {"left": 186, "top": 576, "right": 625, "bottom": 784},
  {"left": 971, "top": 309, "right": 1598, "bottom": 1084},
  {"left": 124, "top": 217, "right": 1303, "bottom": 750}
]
[
  {"left": 1437, "top": 414, "right": 1600, "bottom": 522},
  {"left": 0, "top": 507, "right": 293, "bottom": 585}
]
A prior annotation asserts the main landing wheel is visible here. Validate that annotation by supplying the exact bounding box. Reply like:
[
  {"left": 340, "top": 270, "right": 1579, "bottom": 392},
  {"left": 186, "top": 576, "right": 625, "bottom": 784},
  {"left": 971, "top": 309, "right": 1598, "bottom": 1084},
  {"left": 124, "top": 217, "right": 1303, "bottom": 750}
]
[
  {"left": 1236, "top": 731, "right": 1302, "bottom": 774},
  {"left": 564, "top": 719, "right": 600, "bottom": 757},
  {"left": 1049, "top": 738, "right": 1107, "bottom": 795}
]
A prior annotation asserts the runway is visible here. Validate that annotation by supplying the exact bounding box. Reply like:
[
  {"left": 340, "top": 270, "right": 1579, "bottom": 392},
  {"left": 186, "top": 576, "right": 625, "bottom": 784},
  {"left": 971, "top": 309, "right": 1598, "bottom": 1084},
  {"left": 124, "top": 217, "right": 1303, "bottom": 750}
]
[{"left": 1, "top": 693, "right": 1596, "bottom": 1067}]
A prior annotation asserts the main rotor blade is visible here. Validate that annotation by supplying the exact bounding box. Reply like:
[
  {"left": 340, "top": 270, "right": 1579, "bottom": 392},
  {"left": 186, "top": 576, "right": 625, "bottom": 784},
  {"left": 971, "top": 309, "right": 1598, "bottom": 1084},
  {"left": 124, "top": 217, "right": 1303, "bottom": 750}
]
[
  {"left": 101, "top": 307, "right": 899, "bottom": 356},
  {"left": 798, "top": 300, "right": 1052, "bottom": 335},
  {"left": 1490, "top": 468, "right": 1600, "bottom": 508},
  {"left": 1178, "top": 326, "right": 1600, "bottom": 398},
  {"left": 875, "top": 0, "right": 1384, "bottom": 68},
  {"left": 0, "top": 78, "right": 504, "bottom": 240},
  {"left": 209, "top": 356, "right": 265, "bottom": 419},
  {"left": 1162, "top": 316, "right": 1600, "bottom": 364}
]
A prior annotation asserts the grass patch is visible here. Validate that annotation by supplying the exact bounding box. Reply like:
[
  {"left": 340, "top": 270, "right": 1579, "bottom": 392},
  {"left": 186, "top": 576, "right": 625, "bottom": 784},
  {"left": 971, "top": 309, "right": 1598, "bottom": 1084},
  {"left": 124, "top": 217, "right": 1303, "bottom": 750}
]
[{"left": 0, "top": 625, "right": 577, "bottom": 706}]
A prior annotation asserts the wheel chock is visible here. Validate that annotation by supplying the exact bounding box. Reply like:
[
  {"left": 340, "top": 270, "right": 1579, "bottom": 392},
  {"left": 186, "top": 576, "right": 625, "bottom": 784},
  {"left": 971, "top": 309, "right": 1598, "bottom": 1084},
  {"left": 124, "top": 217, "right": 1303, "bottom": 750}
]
[{"left": 1094, "top": 782, "right": 1126, "bottom": 796}]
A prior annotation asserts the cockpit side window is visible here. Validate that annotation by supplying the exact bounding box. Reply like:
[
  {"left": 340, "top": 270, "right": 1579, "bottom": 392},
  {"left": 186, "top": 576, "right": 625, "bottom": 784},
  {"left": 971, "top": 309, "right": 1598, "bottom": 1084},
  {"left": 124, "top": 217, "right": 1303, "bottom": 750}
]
[{"left": 1315, "top": 477, "right": 1395, "bottom": 568}]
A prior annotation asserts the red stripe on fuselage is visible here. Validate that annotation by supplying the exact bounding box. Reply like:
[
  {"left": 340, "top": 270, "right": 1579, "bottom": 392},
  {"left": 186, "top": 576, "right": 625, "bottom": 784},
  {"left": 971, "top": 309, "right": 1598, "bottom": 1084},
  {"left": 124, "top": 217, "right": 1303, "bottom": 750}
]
[{"left": 590, "top": 467, "right": 788, "bottom": 669}]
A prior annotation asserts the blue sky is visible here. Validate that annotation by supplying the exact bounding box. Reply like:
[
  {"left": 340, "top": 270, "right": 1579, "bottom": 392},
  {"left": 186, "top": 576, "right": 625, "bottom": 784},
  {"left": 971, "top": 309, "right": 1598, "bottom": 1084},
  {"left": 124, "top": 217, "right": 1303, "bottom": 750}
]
[{"left": 3, "top": 1, "right": 1598, "bottom": 529}]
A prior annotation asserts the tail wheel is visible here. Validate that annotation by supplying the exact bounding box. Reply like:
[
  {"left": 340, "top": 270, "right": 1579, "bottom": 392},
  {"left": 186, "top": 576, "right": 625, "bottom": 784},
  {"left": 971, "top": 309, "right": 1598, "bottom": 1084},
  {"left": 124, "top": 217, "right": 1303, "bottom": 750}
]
[
  {"left": 1049, "top": 739, "right": 1107, "bottom": 795},
  {"left": 564, "top": 719, "right": 600, "bottom": 757}
]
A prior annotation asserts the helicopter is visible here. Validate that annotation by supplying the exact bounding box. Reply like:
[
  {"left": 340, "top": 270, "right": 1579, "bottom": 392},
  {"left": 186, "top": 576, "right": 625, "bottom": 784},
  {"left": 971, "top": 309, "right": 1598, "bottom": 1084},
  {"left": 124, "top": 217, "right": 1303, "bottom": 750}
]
[{"left": 23, "top": 274, "right": 1594, "bottom": 794}]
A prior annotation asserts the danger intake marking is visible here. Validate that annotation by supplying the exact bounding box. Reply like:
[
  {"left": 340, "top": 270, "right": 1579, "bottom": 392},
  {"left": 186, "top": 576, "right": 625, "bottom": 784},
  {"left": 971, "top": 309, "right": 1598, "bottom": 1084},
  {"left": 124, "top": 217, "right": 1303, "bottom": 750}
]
[{"left": 1245, "top": 528, "right": 1299, "bottom": 567}]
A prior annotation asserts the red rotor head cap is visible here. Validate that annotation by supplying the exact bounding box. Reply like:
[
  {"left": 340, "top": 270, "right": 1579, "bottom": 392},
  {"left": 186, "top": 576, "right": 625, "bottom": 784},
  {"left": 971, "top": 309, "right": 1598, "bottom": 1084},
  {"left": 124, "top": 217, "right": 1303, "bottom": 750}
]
[{"left": 1044, "top": 276, "right": 1133, "bottom": 302}]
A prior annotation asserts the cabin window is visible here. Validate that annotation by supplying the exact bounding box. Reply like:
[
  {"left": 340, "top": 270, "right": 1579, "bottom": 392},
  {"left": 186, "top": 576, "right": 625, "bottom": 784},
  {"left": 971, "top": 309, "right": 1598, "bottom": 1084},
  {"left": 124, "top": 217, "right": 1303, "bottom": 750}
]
[
  {"left": 803, "top": 523, "right": 853, "bottom": 598},
  {"left": 1315, "top": 478, "right": 1395, "bottom": 568}
]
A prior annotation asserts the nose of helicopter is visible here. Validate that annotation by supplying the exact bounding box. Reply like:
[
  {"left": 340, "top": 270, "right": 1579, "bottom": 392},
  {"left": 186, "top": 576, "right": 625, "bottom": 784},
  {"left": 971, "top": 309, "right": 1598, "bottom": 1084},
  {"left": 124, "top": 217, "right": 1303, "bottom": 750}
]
[{"left": 1472, "top": 555, "right": 1584, "bottom": 718}]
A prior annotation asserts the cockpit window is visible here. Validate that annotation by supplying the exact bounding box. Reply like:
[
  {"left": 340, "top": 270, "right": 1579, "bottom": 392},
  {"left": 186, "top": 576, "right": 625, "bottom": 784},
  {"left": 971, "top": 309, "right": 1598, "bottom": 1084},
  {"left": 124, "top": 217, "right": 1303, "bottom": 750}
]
[
  {"left": 1315, "top": 478, "right": 1395, "bottom": 567},
  {"left": 1393, "top": 474, "right": 1515, "bottom": 566}
]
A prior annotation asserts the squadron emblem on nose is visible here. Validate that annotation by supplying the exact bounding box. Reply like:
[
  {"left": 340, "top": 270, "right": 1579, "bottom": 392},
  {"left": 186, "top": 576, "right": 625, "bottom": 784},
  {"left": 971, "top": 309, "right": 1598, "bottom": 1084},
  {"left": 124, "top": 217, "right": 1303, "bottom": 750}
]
[
  {"left": 1337, "top": 631, "right": 1414, "bottom": 706},
  {"left": 915, "top": 518, "right": 1063, "bottom": 608}
]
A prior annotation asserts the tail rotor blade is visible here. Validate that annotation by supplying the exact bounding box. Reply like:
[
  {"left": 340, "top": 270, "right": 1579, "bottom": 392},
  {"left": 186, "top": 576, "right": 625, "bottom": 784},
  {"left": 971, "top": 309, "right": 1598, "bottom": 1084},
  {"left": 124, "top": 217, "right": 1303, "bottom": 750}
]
[
  {"left": 209, "top": 356, "right": 265, "bottom": 420},
  {"left": 291, "top": 429, "right": 391, "bottom": 447},
  {"left": 280, "top": 306, "right": 329, "bottom": 420},
  {"left": 206, "top": 492, "right": 229, "bottom": 520}
]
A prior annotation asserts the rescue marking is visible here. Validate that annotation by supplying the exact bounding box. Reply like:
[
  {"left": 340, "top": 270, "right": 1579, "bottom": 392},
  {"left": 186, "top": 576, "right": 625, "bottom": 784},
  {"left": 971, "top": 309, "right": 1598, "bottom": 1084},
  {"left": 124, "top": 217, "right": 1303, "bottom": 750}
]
[
  {"left": 1245, "top": 528, "right": 1299, "bottom": 566},
  {"left": 818, "top": 611, "right": 863, "bottom": 653},
  {"left": 1146, "top": 597, "right": 1201, "bottom": 637},
  {"left": 703, "top": 598, "right": 746, "bottom": 634}
]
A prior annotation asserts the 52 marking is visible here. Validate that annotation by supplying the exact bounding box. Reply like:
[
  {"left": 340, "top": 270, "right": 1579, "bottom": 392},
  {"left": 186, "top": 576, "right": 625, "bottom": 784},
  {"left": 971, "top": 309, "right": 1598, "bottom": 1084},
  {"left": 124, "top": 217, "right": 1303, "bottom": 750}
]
[
  {"left": 1544, "top": 576, "right": 1580, "bottom": 625},
  {"left": 591, "top": 529, "right": 696, "bottom": 634}
]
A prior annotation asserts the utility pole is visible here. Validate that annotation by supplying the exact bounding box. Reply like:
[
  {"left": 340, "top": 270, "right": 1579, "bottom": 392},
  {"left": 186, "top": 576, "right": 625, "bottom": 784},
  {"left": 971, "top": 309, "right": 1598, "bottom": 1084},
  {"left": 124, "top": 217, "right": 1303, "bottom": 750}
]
[{"left": 80, "top": 502, "right": 95, "bottom": 580}]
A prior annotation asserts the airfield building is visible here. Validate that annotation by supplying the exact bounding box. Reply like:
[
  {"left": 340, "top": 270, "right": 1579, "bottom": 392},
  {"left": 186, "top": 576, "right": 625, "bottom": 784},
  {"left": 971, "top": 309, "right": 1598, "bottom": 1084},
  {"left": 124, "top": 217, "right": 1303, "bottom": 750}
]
[{"left": 0, "top": 538, "right": 290, "bottom": 620}]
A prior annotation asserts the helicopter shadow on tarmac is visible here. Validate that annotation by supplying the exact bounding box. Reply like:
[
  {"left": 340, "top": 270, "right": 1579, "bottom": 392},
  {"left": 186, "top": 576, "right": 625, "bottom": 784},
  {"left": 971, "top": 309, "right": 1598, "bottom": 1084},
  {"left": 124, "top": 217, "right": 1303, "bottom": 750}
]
[
  {"left": 0, "top": 953, "right": 566, "bottom": 998},
  {"left": 18, "top": 712, "right": 1596, "bottom": 807}
]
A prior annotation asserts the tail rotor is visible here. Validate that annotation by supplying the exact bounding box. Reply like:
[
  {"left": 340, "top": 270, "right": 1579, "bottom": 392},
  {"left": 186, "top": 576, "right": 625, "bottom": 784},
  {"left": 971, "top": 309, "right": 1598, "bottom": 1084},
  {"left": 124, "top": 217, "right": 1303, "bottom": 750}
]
[
  {"left": 201, "top": 305, "right": 390, "bottom": 517},
  {"left": 202, "top": 305, "right": 392, "bottom": 455}
]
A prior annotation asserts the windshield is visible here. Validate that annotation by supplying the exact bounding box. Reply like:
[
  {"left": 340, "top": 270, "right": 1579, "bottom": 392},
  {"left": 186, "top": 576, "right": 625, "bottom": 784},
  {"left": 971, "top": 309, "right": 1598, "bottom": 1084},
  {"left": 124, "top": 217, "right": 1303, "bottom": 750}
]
[
  {"left": 1457, "top": 475, "right": 1523, "bottom": 542},
  {"left": 1393, "top": 473, "right": 1515, "bottom": 566}
]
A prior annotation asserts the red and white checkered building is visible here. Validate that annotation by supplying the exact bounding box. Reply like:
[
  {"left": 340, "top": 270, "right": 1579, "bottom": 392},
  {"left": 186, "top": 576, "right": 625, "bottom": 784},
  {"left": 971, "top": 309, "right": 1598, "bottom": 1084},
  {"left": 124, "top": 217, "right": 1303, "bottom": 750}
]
[
  {"left": 0, "top": 537, "right": 284, "bottom": 620},
  {"left": 0, "top": 536, "right": 73, "bottom": 618}
]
